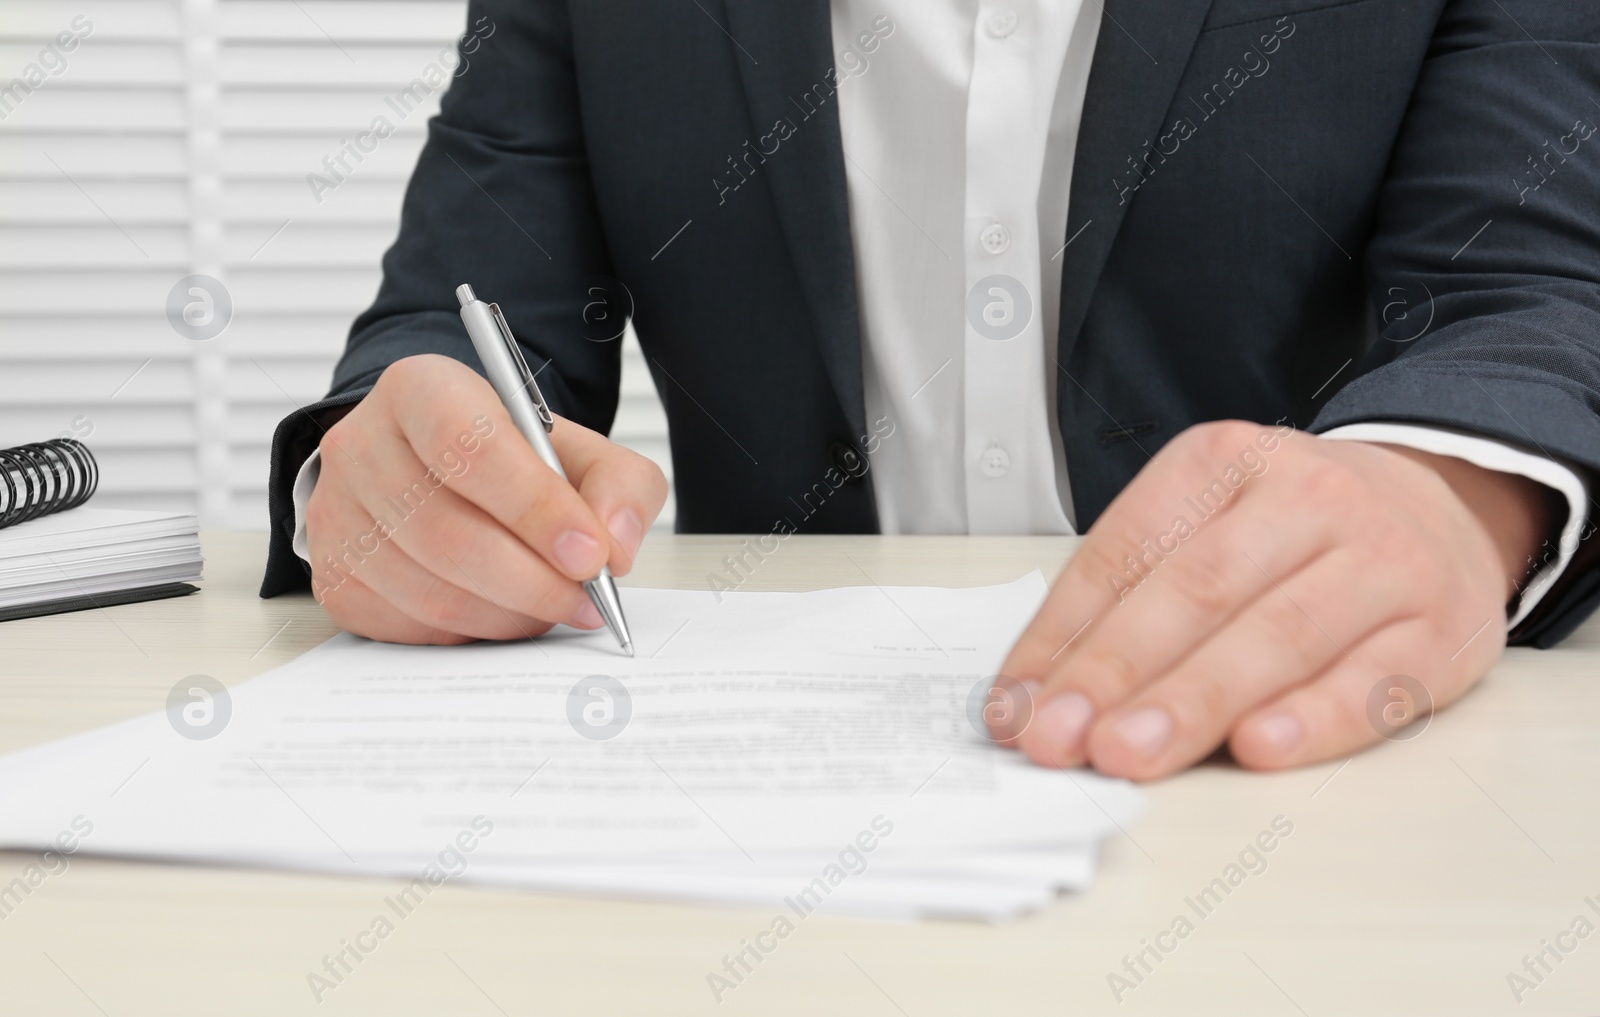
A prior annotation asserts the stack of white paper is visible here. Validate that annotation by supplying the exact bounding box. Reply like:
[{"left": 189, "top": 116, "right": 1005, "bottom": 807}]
[
  {"left": 0, "top": 573, "right": 1141, "bottom": 921},
  {"left": 0, "top": 507, "right": 202, "bottom": 611}
]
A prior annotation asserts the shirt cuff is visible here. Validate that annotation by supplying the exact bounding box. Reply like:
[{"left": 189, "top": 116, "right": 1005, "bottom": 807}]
[
  {"left": 290, "top": 447, "right": 322, "bottom": 565},
  {"left": 1317, "top": 422, "right": 1590, "bottom": 629}
]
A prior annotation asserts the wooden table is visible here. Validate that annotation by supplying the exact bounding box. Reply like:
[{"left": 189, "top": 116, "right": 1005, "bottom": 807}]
[{"left": 2, "top": 531, "right": 1597, "bottom": 1015}]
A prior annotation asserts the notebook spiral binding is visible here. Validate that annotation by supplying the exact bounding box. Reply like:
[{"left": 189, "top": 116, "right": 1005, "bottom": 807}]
[{"left": 0, "top": 438, "right": 99, "bottom": 530}]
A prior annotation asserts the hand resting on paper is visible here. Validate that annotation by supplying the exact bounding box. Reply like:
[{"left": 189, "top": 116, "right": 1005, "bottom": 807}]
[
  {"left": 303, "top": 355, "right": 668, "bottom": 643},
  {"left": 992, "top": 420, "right": 1552, "bottom": 780}
]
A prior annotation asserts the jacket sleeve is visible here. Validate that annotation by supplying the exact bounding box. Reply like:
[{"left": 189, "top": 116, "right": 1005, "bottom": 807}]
[
  {"left": 262, "top": 0, "right": 619, "bottom": 597},
  {"left": 1309, "top": 0, "right": 1600, "bottom": 647}
]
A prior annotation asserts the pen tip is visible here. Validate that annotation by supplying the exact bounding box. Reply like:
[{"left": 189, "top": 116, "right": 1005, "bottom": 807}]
[{"left": 623, "top": 641, "right": 635, "bottom": 658}]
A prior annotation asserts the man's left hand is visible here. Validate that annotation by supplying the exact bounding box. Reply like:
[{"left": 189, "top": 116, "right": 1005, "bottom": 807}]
[{"left": 992, "top": 420, "right": 1552, "bottom": 779}]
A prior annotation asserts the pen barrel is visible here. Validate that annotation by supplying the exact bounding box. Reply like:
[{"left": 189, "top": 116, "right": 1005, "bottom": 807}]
[{"left": 459, "top": 299, "right": 568, "bottom": 481}]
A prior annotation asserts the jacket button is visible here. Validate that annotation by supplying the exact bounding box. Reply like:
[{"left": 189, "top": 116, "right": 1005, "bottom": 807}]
[{"left": 829, "top": 441, "right": 869, "bottom": 481}]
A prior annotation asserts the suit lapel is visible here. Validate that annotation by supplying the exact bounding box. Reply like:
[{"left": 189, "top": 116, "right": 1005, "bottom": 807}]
[
  {"left": 719, "top": 0, "right": 867, "bottom": 438},
  {"left": 1057, "top": 0, "right": 1216, "bottom": 364}
]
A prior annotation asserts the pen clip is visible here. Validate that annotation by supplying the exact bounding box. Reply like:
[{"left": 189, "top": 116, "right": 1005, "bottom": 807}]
[{"left": 489, "top": 302, "right": 554, "bottom": 432}]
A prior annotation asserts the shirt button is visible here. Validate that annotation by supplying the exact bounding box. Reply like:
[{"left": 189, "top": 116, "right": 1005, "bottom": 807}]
[
  {"left": 979, "top": 445, "right": 1011, "bottom": 478},
  {"left": 986, "top": 7, "right": 1019, "bottom": 38},
  {"left": 979, "top": 223, "right": 1010, "bottom": 255},
  {"left": 828, "top": 441, "right": 869, "bottom": 481}
]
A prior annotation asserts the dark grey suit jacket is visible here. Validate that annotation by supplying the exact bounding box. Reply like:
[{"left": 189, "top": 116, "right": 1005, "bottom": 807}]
[{"left": 262, "top": 0, "right": 1600, "bottom": 647}]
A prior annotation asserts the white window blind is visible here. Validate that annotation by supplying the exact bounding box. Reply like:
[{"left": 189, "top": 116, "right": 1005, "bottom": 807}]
[{"left": 0, "top": 0, "right": 673, "bottom": 530}]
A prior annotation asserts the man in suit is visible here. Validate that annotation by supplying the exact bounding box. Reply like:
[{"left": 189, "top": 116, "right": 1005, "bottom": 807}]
[{"left": 262, "top": 0, "right": 1600, "bottom": 780}]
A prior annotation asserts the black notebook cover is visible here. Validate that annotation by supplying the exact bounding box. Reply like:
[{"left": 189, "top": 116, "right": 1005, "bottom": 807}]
[{"left": 0, "top": 582, "right": 199, "bottom": 623}]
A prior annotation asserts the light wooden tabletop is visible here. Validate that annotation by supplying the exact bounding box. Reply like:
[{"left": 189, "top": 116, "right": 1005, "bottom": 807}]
[{"left": 1, "top": 531, "right": 1597, "bottom": 1015}]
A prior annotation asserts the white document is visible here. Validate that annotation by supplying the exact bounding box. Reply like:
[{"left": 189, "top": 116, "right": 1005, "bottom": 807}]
[
  {"left": 0, "top": 574, "right": 1141, "bottom": 919},
  {"left": 464, "top": 840, "right": 1101, "bottom": 921}
]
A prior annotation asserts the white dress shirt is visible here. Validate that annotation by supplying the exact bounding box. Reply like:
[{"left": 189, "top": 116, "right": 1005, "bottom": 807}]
[
  {"left": 294, "top": 0, "right": 1588, "bottom": 627},
  {"left": 833, "top": 0, "right": 1099, "bottom": 534}
]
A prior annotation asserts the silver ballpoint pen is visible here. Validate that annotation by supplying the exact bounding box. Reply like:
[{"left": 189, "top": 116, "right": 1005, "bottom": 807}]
[{"left": 456, "top": 283, "right": 634, "bottom": 656}]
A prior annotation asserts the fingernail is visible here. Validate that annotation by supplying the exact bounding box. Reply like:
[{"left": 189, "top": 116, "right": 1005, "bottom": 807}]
[
  {"left": 607, "top": 509, "right": 645, "bottom": 562},
  {"left": 572, "top": 601, "right": 603, "bottom": 628},
  {"left": 1254, "top": 711, "right": 1304, "bottom": 753},
  {"left": 1036, "top": 692, "right": 1094, "bottom": 758},
  {"left": 1114, "top": 707, "right": 1173, "bottom": 758},
  {"left": 552, "top": 530, "right": 603, "bottom": 577}
]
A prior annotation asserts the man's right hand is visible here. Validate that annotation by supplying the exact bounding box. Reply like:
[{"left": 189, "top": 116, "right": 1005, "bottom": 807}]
[{"left": 304, "top": 354, "right": 669, "bottom": 644}]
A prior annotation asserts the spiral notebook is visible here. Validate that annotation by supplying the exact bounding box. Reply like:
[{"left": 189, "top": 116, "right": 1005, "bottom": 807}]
[{"left": 0, "top": 439, "right": 203, "bottom": 622}]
